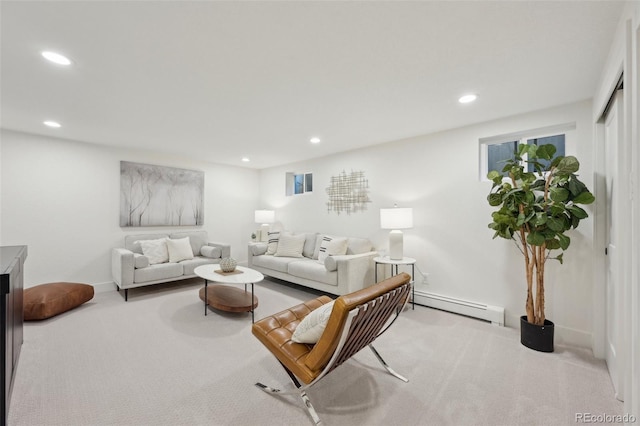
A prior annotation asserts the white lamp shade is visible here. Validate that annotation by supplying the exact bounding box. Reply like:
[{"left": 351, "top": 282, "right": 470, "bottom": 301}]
[
  {"left": 254, "top": 210, "right": 275, "bottom": 224},
  {"left": 380, "top": 208, "right": 413, "bottom": 230}
]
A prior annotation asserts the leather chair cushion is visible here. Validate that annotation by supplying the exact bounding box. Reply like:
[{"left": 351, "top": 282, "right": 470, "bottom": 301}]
[{"left": 24, "top": 282, "right": 94, "bottom": 320}]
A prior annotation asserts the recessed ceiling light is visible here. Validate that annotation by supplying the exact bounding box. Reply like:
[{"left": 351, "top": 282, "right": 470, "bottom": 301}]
[
  {"left": 41, "top": 51, "right": 72, "bottom": 66},
  {"left": 310, "top": 137, "right": 321, "bottom": 144},
  {"left": 241, "top": 157, "right": 250, "bottom": 162},
  {"left": 43, "top": 120, "right": 61, "bottom": 128},
  {"left": 458, "top": 94, "right": 477, "bottom": 104}
]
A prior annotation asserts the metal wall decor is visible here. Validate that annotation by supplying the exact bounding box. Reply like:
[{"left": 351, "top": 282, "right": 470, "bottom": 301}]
[
  {"left": 120, "top": 161, "right": 204, "bottom": 227},
  {"left": 325, "top": 170, "right": 371, "bottom": 215}
]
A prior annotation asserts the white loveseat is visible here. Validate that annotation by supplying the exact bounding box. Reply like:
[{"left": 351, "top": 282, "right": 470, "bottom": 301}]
[
  {"left": 112, "top": 230, "right": 230, "bottom": 301},
  {"left": 247, "top": 231, "right": 378, "bottom": 295}
]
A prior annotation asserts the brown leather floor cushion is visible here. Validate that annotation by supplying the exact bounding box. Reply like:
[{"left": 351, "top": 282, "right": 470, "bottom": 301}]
[{"left": 24, "top": 282, "right": 94, "bottom": 320}]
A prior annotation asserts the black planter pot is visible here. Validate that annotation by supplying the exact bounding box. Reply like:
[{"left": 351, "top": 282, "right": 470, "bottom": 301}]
[{"left": 520, "top": 316, "right": 554, "bottom": 352}]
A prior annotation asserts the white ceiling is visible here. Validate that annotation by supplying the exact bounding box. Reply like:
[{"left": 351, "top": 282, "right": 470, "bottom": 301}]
[{"left": 0, "top": 1, "right": 626, "bottom": 169}]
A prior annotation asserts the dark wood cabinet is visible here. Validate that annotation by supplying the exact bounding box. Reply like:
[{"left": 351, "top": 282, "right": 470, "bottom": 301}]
[{"left": 0, "top": 246, "right": 26, "bottom": 426}]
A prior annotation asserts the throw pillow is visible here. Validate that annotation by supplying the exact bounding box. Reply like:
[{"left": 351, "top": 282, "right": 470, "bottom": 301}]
[
  {"left": 312, "top": 234, "right": 324, "bottom": 259},
  {"left": 137, "top": 238, "right": 169, "bottom": 265},
  {"left": 200, "top": 245, "right": 222, "bottom": 259},
  {"left": 291, "top": 300, "right": 335, "bottom": 344},
  {"left": 133, "top": 253, "right": 149, "bottom": 269},
  {"left": 317, "top": 236, "right": 348, "bottom": 264},
  {"left": 166, "top": 237, "right": 194, "bottom": 263},
  {"left": 275, "top": 233, "right": 306, "bottom": 257},
  {"left": 302, "top": 232, "right": 319, "bottom": 258},
  {"left": 265, "top": 231, "right": 281, "bottom": 255}
]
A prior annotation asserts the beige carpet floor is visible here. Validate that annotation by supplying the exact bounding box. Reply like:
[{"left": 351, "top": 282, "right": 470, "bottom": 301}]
[{"left": 8, "top": 278, "right": 622, "bottom": 426}]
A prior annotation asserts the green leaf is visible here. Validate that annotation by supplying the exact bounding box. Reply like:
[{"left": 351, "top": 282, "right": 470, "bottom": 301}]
[
  {"left": 545, "top": 239, "right": 561, "bottom": 250},
  {"left": 568, "top": 178, "right": 586, "bottom": 196},
  {"left": 487, "top": 170, "right": 501, "bottom": 181},
  {"left": 556, "top": 156, "right": 580, "bottom": 175},
  {"left": 557, "top": 233, "right": 570, "bottom": 250},
  {"left": 554, "top": 253, "right": 564, "bottom": 264},
  {"left": 568, "top": 205, "right": 588, "bottom": 219},
  {"left": 534, "top": 212, "right": 547, "bottom": 226},
  {"left": 516, "top": 213, "right": 526, "bottom": 227},
  {"left": 573, "top": 191, "right": 595, "bottom": 205},
  {"left": 536, "top": 144, "right": 556, "bottom": 160},
  {"left": 550, "top": 187, "right": 569, "bottom": 202},
  {"left": 527, "top": 232, "right": 546, "bottom": 246},
  {"left": 488, "top": 193, "right": 502, "bottom": 206},
  {"left": 547, "top": 217, "right": 564, "bottom": 232}
]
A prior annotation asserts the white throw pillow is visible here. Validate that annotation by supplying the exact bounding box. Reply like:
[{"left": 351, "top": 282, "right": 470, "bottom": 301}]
[
  {"left": 265, "top": 231, "right": 281, "bottom": 255},
  {"left": 137, "top": 238, "right": 169, "bottom": 265},
  {"left": 200, "top": 245, "right": 221, "bottom": 259},
  {"left": 166, "top": 237, "right": 194, "bottom": 263},
  {"left": 317, "top": 236, "right": 348, "bottom": 264},
  {"left": 291, "top": 301, "right": 335, "bottom": 344},
  {"left": 133, "top": 253, "right": 150, "bottom": 269},
  {"left": 275, "top": 233, "right": 305, "bottom": 258}
]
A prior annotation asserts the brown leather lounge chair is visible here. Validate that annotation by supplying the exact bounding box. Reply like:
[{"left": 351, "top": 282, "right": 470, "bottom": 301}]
[{"left": 252, "top": 273, "right": 412, "bottom": 425}]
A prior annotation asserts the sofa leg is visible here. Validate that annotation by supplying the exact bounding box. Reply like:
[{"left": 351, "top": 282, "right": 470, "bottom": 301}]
[{"left": 125, "top": 289, "right": 128, "bottom": 301}]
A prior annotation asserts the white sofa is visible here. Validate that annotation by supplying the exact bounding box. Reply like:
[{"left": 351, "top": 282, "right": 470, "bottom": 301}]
[
  {"left": 247, "top": 231, "right": 378, "bottom": 295},
  {"left": 112, "top": 230, "right": 230, "bottom": 301}
]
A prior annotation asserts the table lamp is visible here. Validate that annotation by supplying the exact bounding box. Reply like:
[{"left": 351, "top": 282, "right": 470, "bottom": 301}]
[
  {"left": 255, "top": 210, "right": 275, "bottom": 242},
  {"left": 380, "top": 206, "right": 413, "bottom": 260}
]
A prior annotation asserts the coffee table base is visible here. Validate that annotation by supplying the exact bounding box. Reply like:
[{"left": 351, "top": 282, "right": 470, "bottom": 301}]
[{"left": 199, "top": 285, "right": 258, "bottom": 318}]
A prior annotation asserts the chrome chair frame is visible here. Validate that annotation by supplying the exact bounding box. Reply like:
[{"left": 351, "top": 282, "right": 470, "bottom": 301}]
[{"left": 255, "top": 280, "right": 411, "bottom": 425}]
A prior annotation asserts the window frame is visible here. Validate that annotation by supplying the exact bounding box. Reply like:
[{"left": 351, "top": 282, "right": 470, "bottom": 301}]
[
  {"left": 286, "top": 172, "right": 313, "bottom": 196},
  {"left": 478, "top": 123, "right": 576, "bottom": 182}
]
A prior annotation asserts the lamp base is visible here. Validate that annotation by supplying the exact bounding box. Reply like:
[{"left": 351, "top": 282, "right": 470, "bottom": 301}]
[
  {"left": 388, "top": 230, "right": 404, "bottom": 260},
  {"left": 259, "top": 224, "right": 270, "bottom": 242}
]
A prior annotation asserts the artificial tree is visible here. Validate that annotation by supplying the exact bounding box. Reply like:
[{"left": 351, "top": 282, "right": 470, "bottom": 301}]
[{"left": 487, "top": 143, "right": 595, "bottom": 326}]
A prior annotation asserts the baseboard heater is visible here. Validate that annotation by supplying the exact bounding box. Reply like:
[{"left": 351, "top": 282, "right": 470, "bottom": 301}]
[{"left": 413, "top": 289, "right": 504, "bottom": 326}]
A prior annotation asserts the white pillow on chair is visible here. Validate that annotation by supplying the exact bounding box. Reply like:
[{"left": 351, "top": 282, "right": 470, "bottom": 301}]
[{"left": 291, "top": 301, "right": 335, "bottom": 344}]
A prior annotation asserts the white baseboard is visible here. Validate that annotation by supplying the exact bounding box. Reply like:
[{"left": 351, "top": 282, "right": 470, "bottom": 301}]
[
  {"left": 414, "top": 289, "right": 504, "bottom": 326},
  {"left": 93, "top": 281, "right": 116, "bottom": 293}
]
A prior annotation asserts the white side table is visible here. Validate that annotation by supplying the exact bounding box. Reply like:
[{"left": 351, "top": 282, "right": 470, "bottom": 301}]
[{"left": 373, "top": 256, "right": 416, "bottom": 309}]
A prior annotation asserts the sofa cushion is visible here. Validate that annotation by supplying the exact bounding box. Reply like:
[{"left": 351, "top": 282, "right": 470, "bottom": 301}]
[
  {"left": 138, "top": 238, "right": 169, "bottom": 264},
  {"left": 134, "top": 253, "right": 149, "bottom": 269},
  {"left": 134, "top": 262, "right": 183, "bottom": 283},
  {"left": 275, "top": 233, "right": 305, "bottom": 258},
  {"left": 200, "top": 245, "right": 222, "bottom": 258},
  {"left": 252, "top": 254, "right": 299, "bottom": 273},
  {"left": 287, "top": 260, "right": 338, "bottom": 286},
  {"left": 24, "top": 283, "right": 94, "bottom": 320},
  {"left": 266, "top": 231, "right": 281, "bottom": 255},
  {"left": 347, "top": 237, "right": 373, "bottom": 255},
  {"left": 291, "top": 300, "right": 335, "bottom": 344},
  {"left": 181, "top": 256, "right": 217, "bottom": 275},
  {"left": 317, "top": 236, "right": 348, "bottom": 264},
  {"left": 166, "top": 237, "right": 194, "bottom": 263}
]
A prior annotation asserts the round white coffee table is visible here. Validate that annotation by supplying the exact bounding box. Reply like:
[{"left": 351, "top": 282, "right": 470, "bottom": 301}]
[{"left": 194, "top": 265, "right": 264, "bottom": 322}]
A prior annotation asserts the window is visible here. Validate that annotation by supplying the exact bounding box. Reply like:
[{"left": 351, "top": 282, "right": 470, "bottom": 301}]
[
  {"left": 487, "top": 140, "right": 518, "bottom": 177},
  {"left": 286, "top": 172, "right": 313, "bottom": 196},
  {"left": 479, "top": 124, "right": 574, "bottom": 181},
  {"left": 526, "top": 134, "right": 565, "bottom": 172}
]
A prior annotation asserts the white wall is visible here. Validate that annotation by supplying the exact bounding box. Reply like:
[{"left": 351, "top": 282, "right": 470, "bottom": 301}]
[
  {"left": 0, "top": 129, "right": 259, "bottom": 288},
  {"left": 259, "top": 99, "right": 595, "bottom": 346}
]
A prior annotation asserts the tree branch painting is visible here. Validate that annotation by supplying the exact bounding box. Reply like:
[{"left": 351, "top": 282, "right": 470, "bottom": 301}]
[{"left": 120, "top": 161, "right": 204, "bottom": 227}]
